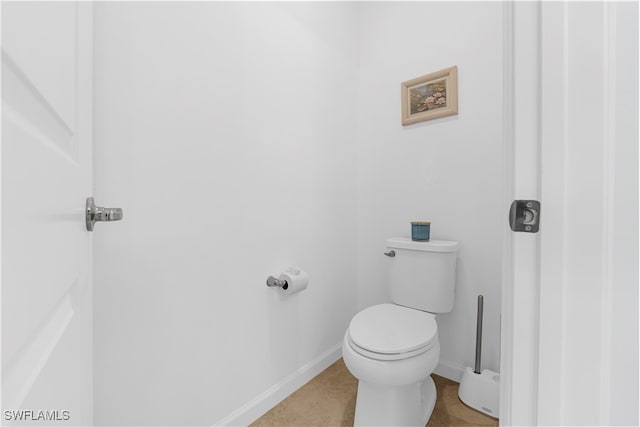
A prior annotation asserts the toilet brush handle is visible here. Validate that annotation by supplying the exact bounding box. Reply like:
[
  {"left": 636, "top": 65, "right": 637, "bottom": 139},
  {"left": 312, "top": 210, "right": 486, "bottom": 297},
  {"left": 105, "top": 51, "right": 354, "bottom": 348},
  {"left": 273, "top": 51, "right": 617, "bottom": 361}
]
[{"left": 474, "top": 295, "right": 484, "bottom": 374}]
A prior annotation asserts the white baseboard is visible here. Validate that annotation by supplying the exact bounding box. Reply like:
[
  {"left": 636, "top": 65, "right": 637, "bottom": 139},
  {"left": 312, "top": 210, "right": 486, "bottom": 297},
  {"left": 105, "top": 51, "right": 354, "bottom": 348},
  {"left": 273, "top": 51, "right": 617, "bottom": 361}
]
[
  {"left": 434, "top": 359, "right": 466, "bottom": 383},
  {"left": 213, "top": 343, "right": 343, "bottom": 426}
]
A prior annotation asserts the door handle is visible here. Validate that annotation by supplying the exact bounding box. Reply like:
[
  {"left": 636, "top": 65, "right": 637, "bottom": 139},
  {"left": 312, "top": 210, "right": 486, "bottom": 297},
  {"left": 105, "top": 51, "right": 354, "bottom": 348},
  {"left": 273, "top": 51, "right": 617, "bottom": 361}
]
[{"left": 86, "top": 197, "right": 123, "bottom": 231}]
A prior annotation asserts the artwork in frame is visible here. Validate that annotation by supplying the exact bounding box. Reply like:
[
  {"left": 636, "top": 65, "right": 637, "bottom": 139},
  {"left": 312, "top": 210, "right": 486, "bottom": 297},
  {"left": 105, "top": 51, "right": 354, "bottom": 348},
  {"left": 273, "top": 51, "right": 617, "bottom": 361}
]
[{"left": 401, "top": 65, "right": 458, "bottom": 126}]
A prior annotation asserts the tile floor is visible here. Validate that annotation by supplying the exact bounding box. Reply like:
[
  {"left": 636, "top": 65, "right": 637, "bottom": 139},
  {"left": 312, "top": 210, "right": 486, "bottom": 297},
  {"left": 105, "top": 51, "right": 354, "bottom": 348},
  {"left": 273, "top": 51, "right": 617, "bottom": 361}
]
[{"left": 251, "top": 358, "right": 498, "bottom": 427}]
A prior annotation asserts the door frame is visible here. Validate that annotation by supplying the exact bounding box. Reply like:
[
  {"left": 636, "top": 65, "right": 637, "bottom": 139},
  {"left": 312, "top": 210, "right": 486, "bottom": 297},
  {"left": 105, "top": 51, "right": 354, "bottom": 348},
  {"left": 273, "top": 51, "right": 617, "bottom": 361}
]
[
  {"left": 500, "top": 2, "right": 638, "bottom": 425},
  {"left": 500, "top": 2, "right": 541, "bottom": 425}
]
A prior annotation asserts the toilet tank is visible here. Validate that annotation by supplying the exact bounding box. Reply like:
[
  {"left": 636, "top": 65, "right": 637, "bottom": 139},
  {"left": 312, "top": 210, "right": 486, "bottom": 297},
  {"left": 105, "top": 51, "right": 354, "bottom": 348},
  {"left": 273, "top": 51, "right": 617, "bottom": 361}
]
[{"left": 386, "top": 238, "right": 459, "bottom": 313}]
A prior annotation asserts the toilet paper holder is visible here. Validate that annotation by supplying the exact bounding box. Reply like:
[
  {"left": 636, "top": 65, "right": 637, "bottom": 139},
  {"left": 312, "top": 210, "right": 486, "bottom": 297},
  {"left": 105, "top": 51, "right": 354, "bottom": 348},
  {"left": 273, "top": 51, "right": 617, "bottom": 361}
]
[{"left": 266, "top": 276, "right": 288, "bottom": 290}]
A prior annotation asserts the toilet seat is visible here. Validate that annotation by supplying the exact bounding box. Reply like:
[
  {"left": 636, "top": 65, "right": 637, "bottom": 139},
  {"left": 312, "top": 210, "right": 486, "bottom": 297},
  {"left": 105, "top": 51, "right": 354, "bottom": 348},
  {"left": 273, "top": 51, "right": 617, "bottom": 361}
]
[{"left": 348, "top": 303, "right": 438, "bottom": 361}]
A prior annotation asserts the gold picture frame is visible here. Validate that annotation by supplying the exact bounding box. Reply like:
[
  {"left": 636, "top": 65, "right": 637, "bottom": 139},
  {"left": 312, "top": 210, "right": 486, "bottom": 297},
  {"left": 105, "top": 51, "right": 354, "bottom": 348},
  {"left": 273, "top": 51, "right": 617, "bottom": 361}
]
[{"left": 401, "top": 65, "right": 458, "bottom": 126}]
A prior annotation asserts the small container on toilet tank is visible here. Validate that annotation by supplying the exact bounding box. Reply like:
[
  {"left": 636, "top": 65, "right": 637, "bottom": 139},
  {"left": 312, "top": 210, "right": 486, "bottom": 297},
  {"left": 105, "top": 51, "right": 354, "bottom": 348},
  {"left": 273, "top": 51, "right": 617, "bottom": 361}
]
[{"left": 411, "top": 221, "right": 431, "bottom": 241}]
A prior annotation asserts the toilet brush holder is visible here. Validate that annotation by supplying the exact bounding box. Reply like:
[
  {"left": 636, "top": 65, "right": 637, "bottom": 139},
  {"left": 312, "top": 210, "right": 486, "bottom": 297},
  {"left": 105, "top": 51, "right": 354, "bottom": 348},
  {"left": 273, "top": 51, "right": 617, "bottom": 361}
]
[
  {"left": 458, "top": 295, "right": 500, "bottom": 418},
  {"left": 458, "top": 367, "right": 500, "bottom": 418}
]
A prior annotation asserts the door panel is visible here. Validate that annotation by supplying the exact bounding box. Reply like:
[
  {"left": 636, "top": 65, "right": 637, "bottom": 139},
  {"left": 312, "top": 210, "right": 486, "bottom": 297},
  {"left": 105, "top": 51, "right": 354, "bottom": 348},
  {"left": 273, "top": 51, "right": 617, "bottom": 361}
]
[
  {"left": 1, "top": 1, "right": 77, "bottom": 130},
  {"left": 1, "top": 2, "right": 93, "bottom": 424}
]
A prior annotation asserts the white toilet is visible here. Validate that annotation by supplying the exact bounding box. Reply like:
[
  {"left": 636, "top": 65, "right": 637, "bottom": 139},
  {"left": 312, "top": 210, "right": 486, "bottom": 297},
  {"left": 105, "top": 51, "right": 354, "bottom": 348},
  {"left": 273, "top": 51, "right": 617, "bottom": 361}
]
[{"left": 342, "top": 237, "right": 459, "bottom": 426}]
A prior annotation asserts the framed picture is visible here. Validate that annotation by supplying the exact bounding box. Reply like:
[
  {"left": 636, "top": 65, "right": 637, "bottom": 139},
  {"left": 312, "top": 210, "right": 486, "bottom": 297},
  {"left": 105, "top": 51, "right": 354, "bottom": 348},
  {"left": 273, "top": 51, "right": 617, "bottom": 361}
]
[{"left": 401, "top": 65, "right": 458, "bottom": 126}]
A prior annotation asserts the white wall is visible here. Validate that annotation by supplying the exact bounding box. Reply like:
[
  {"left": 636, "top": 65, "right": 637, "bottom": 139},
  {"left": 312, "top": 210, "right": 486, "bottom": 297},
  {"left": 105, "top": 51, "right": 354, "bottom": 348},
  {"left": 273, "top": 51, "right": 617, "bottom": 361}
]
[
  {"left": 355, "top": 2, "right": 504, "bottom": 378},
  {"left": 92, "top": 3, "right": 359, "bottom": 425}
]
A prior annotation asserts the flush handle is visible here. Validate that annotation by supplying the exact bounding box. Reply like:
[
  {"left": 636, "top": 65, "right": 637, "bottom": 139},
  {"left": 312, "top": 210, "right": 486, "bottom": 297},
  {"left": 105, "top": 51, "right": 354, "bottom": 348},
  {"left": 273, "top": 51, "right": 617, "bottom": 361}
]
[
  {"left": 86, "top": 197, "right": 123, "bottom": 231},
  {"left": 509, "top": 200, "right": 540, "bottom": 233},
  {"left": 384, "top": 250, "right": 396, "bottom": 257}
]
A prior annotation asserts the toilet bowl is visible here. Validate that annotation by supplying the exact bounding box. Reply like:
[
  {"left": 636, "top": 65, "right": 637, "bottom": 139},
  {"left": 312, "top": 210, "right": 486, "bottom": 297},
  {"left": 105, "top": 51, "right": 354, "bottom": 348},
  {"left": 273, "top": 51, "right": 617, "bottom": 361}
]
[
  {"left": 342, "top": 238, "right": 459, "bottom": 426},
  {"left": 342, "top": 303, "right": 440, "bottom": 426}
]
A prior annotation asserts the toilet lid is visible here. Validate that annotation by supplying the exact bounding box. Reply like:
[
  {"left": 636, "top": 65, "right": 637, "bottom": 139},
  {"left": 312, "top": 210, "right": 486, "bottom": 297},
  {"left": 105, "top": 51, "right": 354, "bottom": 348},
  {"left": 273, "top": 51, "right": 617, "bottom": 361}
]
[{"left": 348, "top": 304, "right": 437, "bottom": 355}]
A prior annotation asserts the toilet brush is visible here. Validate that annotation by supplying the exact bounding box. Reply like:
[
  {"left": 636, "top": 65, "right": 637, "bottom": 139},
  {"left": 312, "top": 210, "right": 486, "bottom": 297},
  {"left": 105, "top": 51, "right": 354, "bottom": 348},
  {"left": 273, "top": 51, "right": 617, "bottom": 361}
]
[{"left": 458, "top": 295, "right": 500, "bottom": 418}]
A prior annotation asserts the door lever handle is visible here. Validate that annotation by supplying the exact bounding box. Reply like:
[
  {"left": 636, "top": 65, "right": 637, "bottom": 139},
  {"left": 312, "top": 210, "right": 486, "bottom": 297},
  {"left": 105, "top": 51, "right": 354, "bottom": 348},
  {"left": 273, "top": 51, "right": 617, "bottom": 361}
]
[{"left": 86, "top": 197, "right": 123, "bottom": 231}]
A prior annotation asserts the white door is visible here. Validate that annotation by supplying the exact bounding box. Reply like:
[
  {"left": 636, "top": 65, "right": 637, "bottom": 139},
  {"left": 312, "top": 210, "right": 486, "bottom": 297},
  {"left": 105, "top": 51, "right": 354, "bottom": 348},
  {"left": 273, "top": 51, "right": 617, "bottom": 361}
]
[{"left": 2, "top": 2, "right": 93, "bottom": 425}]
